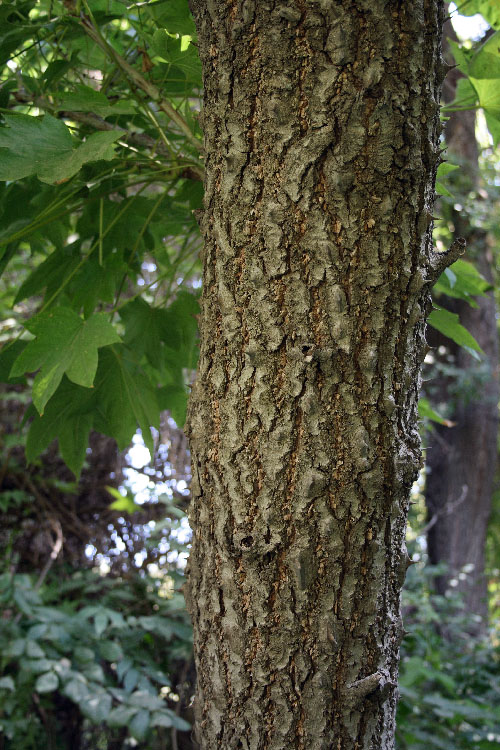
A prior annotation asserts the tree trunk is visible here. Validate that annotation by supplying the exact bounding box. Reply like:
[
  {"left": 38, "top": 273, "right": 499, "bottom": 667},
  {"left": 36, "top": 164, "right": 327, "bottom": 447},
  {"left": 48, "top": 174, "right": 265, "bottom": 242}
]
[
  {"left": 186, "top": 3, "right": 447, "bottom": 748},
  {"left": 425, "top": 17, "right": 499, "bottom": 628}
]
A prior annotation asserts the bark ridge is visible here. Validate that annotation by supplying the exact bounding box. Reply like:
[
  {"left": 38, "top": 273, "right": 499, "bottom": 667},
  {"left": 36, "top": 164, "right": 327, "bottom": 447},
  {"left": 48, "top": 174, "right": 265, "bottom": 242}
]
[{"left": 186, "top": 2, "right": 446, "bottom": 748}]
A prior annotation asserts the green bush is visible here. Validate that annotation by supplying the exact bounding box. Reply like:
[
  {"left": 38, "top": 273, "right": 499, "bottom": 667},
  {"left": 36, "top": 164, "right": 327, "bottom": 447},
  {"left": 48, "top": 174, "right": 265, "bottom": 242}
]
[
  {"left": 397, "top": 565, "right": 500, "bottom": 750},
  {"left": 0, "top": 566, "right": 192, "bottom": 749}
]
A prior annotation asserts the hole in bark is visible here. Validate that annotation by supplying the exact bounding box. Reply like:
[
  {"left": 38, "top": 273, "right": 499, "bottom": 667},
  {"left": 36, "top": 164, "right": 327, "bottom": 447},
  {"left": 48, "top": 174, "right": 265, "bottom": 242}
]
[
  {"left": 263, "top": 550, "right": 275, "bottom": 565},
  {"left": 241, "top": 535, "right": 254, "bottom": 548}
]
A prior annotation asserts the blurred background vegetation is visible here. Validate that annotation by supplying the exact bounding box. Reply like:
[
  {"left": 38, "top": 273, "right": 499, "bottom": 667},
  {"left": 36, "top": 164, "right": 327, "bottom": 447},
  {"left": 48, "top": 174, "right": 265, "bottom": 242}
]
[{"left": 0, "top": 1, "right": 499, "bottom": 748}]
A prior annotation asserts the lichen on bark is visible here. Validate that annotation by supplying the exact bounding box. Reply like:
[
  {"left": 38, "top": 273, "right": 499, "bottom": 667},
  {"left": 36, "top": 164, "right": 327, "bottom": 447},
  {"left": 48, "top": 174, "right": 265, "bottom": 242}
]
[{"left": 186, "top": 2, "right": 447, "bottom": 748}]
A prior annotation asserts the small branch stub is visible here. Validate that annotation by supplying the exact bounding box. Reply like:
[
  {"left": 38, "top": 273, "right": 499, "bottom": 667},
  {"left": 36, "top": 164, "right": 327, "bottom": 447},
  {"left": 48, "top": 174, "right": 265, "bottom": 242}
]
[
  {"left": 427, "top": 237, "right": 466, "bottom": 284},
  {"left": 345, "top": 672, "right": 383, "bottom": 707},
  {"left": 344, "top": 667, "right": 398, "bottom": 708}
]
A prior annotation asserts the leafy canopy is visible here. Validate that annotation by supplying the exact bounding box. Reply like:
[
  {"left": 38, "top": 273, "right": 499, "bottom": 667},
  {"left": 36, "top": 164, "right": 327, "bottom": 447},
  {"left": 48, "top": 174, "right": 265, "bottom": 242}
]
[
  {"left": 0, "top": 0, "right": 203, "bottom": 476},
  {"left": 0, "top": 0, "right": 497, "bottom": 466}
]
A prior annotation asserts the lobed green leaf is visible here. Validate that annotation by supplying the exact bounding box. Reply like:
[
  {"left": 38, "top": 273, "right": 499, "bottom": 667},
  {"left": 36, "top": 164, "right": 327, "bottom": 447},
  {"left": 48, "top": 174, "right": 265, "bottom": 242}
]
[
  {"left": 427, "top": 306, "right": 484, "bottom": 359},
  {"left": 0, "top": 114, "right": 120, "bottom": 184},
  {"left": 11, "top": 308, "right": 120, "bottom": 414}
]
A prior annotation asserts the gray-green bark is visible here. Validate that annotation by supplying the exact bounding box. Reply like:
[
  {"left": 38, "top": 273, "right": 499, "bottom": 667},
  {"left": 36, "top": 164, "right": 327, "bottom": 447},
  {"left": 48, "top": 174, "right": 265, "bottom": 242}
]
[{"left": 186, "top": 2, "right": 447, "bottom": 748}]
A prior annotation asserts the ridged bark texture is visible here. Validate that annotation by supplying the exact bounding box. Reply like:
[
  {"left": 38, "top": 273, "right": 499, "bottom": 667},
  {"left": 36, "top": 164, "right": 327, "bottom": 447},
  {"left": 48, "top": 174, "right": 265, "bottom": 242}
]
[
  {"left": 425, "top": 17, "right": 499, "bottom": 628},
  {"left": 186, "top": 2, "right": 445, "bottom": 748}
]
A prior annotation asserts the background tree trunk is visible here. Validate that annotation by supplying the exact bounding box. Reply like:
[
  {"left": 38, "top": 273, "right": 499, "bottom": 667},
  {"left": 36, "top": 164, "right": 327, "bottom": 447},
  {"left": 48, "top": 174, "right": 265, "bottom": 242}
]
[
  {"left": 186, "top": 2, "right": 446, "bottom": 748},
  {"left": 425, "top": 17, "right": 499, "bottom": 628}
]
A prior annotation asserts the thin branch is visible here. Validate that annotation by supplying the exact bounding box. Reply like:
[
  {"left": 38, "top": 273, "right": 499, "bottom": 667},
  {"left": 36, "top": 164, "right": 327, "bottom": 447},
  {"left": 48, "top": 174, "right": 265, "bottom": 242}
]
[
  {"left": 34, "top": 520, "right": 64, "bottom": 590},
  {"left": 79, "top": 9, "right": 204, "bottom": 155},
  {"left": 422, "top": 484, "right": 468, "bottom": 536},
  {"left": 13, "top": 519, "right": 63, "bottom": 623},
  {"left": 12, "top": 92, "right": 204, "bottom": 181}
]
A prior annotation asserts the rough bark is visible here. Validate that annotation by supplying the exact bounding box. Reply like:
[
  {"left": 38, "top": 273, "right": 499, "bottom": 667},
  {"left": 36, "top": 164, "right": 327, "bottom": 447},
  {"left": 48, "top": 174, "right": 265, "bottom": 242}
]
[
  {"left": 185, "top": 3, "right": 446, "bottom": 748},
  {"left": 425, "top": 17, "right": 499, "bottom": 627}
]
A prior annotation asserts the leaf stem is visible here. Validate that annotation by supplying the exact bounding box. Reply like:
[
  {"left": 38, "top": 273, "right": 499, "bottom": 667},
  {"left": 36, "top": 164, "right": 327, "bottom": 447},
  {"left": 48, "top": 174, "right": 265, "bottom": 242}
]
[
  {"left": 99, "top": 198, "right": 104, "bottom": 266},
  {"left": 111, "top": 188, "right": 170, "bottom": 318},
  {"left": 39, "top": 186, "right": 148, "bottom": 314},
  {"left": 79, "top": 3, "right": 204, "bottom": 154}
]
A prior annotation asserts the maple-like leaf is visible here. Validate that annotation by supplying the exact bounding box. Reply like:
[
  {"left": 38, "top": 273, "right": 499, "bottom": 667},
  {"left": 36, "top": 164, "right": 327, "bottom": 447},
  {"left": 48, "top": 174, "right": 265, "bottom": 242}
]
[
  {"left": 93, "top": 346, "right": 159, "bottom": 455},
  {"left": 11, "top": 308, "right": 120, "bottom": 414},
  {"left": 26, "top": 377, "right": 95, "bottom": 477},
  {"left": 0, "top": 114, "right": 120, "bottom": 185}
]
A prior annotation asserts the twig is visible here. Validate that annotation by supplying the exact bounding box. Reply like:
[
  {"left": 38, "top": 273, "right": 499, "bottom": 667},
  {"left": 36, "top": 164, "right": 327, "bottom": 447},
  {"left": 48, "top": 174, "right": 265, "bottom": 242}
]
[
  {"left": 32, "top": 692, "right": 56, "bottom": 750},
  {"left": 0, "top": 447, "right": 13, "bottom": 488},
  {"left": 13, "top": 519, "right": 63, "bottom": 623},
  {"left": 345, "top": 672, "right": 384, "bottom": 706},
  {"left": 34, "top": 519, "right": 63, "bottom": 590},
  {"left": 421, "top": 484, "right": 468, "bottom": 536},
  {"left": 427, "top": 237, "right": 466, "bottom": 284},
  {"left": 79, "top": 10, "right": 204, "bottom": 155},
  {"left": 171, "top": 659, "right": 191, "bottom": 750}
]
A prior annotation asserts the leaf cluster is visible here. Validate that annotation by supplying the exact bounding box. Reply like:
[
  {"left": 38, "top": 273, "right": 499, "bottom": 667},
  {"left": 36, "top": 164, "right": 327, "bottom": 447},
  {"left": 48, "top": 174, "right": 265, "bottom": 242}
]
[
  {"left": 397, "top": 565, "right": 500, "bottom": 750},
  {"left": 0, "top": 566, "right": 192, "bottom": 747},
  {"left": 0, "top": 0, "right": 204, "bottom": 475},
  {"left": 445, "top": 15, "right": 500, "bottom": 146}
]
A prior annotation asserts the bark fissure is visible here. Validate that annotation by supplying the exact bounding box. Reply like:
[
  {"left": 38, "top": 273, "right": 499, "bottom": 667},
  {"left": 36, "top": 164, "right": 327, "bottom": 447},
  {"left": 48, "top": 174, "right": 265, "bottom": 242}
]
[{"left": 187, "top": 2, "right": 446, "bottom": 748}]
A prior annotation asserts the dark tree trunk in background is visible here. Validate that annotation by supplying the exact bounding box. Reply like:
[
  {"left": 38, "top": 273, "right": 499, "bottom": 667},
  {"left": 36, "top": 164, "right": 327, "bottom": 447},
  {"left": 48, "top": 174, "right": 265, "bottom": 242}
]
[
  {"left": 0, "top": 377, "right": 125, "bottom": 571},
  {"left": 425, "top": 16, "right": 499, "bottom": 628},
  {"left": 186, "top": 2, "right": 447, "bottom": 748}
]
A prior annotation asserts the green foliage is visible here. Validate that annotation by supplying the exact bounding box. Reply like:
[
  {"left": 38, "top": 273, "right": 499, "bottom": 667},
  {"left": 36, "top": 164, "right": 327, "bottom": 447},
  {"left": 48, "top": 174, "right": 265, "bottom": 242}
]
[
  {"left": 427, "top": 258, "right": 489, "bottom": 357},
  {"left": 447, "top": 29, "right": 500, "bottom": 145},
  {"left": 56, "top": 84, "right": 137, "bottom": 117},
  {"left": 0, "top": 0, "right": 203, "bottom": 475},
  {"left": 11, "top": 309, "right": 121, "bottom": 414},
  {"left": 0, "top": 114, "right": 120, "bottom": 184},
  {"left": 435, "top": 162, "right": 460, "bottom": 198},
  {"left": 151, "top": 30, "right": 202, "bottom": 80},
  {"left": 22, "top": 294, "right": 199, "bottom": 477},
  {"left": 397, "top": 566, "right": 500, "bottom": 750},
  {"left": 0, "top": 567, "right": 192, "bottom": 747},
  {"left": 428, "top": 305, "right": 484, "bottom": 358},
  {"left": 93, "top": 345, "right": 161, "bottom": 453},
  {"left": 418, "top": 396, "right": 454, "bottom": 426},
  {"left": 433, "top": 259, "right": 493, "bottom": 307}
]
